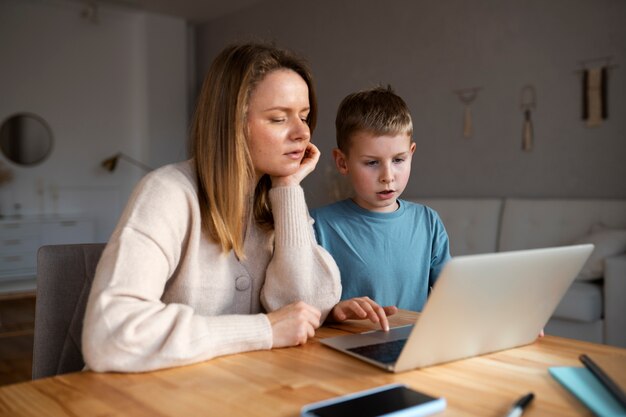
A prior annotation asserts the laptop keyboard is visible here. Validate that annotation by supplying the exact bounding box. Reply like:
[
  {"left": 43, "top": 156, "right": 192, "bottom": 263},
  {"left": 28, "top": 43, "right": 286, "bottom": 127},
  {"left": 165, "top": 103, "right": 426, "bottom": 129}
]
[{"left": 347, "top": 339, "right": 408, "bottom": 364}]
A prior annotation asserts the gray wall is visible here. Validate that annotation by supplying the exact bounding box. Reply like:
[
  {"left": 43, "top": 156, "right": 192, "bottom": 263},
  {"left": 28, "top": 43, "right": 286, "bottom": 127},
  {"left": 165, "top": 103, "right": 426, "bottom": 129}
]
[
  {"left": 0, "top": 0, "right": 188, "bottom": 241},
  {"left": 196, "top": 0, "right": 626, "bottom": 209}
]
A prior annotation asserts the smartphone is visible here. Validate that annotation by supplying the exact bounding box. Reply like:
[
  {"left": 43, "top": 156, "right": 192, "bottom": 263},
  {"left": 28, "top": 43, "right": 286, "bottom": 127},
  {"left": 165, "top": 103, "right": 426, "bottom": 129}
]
[{"left": 301, "top": 383, "right": 446, "bottom": 417}]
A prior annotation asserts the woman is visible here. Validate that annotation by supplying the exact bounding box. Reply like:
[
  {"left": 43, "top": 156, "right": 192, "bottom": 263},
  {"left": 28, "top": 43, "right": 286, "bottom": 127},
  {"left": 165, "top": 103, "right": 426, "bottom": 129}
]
[{"left": 82, "top": 43, "right": 342, "bottom": 372}]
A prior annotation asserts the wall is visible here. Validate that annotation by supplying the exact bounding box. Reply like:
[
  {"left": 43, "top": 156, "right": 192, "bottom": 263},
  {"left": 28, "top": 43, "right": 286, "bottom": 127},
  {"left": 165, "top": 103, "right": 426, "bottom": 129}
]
[
  {"left": 0, "top": 0, "right": 189, "bottom": 241},
  {"left": 196, "top": 0, "right": 626, "bottom": 209}
]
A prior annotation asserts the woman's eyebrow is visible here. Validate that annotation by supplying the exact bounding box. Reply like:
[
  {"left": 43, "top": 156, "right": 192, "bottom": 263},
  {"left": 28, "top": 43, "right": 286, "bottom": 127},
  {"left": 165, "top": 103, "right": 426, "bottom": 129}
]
[{"left": 261, "top": 106, "right": 310, "bottom": 112}]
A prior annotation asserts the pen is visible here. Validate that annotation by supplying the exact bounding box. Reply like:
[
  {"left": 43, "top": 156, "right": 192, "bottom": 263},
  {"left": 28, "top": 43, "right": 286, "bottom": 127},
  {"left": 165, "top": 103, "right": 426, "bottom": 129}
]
[
  {"left": 504, "top": 393, "right": 534, "bottom": 417},
  {"left": 579, "top": 354, "right": 626, "bottom": 408}
]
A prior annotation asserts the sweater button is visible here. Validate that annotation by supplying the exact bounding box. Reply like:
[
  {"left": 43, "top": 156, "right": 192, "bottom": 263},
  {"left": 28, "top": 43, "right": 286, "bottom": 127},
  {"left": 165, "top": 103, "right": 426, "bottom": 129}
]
[{"left": 235, "top": 276, "right": 251, "bottom": 291}]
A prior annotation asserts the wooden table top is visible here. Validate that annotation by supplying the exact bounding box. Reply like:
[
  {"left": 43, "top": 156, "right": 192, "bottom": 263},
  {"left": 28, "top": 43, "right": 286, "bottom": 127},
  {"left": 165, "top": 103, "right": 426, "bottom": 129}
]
[{"left": 1, "top": 309, "right": 624, "bottom": 417}]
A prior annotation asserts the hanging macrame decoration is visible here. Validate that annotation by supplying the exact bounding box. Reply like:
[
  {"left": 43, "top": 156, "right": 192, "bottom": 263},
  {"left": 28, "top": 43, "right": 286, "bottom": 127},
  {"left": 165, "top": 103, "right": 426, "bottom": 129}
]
[
  {"left": 579, "top": 56, "right": 616, "bottom": 127},
  {"left": 454, "top": 87, "right": 481, "bottom": 138},
  {"left": 520, "top": 85, "right": 536, "bottom": 152},
  {"left": 582, "top": 66, "right": 608, "bottom": 127}
]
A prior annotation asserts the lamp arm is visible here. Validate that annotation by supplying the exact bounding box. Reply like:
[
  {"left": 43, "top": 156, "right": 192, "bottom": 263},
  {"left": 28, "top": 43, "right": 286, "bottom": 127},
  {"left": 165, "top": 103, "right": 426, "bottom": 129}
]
[{"left": 119, "top": 153, "right": 153, "bottom": 172}]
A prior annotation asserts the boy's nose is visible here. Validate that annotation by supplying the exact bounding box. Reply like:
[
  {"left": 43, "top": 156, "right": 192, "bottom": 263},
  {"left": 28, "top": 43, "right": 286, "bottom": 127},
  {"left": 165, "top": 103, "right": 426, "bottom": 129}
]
[{"left": 379, "top": 167, "right": 394, "bottom": 183}]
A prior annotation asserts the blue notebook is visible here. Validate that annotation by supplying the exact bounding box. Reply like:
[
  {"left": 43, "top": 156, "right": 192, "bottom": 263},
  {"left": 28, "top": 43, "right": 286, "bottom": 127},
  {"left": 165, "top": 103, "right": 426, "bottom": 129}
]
[{"left": 549, "top": 367, "right": 626, "bottom": 417}]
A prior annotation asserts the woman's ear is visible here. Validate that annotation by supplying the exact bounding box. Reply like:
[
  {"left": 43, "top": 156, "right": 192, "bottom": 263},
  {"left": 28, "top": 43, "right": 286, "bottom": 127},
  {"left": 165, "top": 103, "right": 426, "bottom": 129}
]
[{"left": 332, "top": 148, "right": 349, "bottom": 175}]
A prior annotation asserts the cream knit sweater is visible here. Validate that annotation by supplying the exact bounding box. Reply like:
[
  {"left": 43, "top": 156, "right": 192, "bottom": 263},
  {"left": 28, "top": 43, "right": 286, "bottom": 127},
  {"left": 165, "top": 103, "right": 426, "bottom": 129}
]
[{"left": 82, "top": 161, "right": 341, "bottom": 372}]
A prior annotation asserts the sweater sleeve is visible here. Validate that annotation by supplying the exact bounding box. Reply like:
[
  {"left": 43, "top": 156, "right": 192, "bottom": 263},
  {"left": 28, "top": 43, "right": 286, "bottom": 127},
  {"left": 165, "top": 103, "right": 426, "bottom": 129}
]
[
  {"left": 260, "top": 186, "right": 342, "bottom": 321},
  {"left": 82, "top": 167, "right": 272, "bottom": 373}
]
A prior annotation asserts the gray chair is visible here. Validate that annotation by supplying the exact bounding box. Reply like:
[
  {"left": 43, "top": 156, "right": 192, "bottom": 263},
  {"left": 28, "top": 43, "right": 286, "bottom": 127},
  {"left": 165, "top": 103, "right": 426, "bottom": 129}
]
[{"left": 33, "top": 243, "right": 105, "bottom": 379}]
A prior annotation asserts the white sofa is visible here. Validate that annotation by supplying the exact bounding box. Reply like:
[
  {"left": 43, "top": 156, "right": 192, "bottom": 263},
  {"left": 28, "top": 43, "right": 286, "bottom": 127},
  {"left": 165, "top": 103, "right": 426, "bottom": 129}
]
[{"left": 409, "top": 197, "right": 626, "bottom": 348}]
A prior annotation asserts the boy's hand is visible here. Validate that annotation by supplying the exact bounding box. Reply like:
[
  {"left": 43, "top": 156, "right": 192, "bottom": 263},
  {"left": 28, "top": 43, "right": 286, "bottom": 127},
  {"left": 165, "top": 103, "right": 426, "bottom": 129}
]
[
  {"left": 330, "top": 297, "right": 398, "bottom": 331},
  {"left": 271, "top": 143, "right": 320, "bottom": 187}
]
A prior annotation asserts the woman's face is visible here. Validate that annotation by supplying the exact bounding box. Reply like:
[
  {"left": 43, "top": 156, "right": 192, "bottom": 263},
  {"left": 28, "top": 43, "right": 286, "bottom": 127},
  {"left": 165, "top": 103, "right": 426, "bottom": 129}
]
[{"left": 247, "top": 69, "right": 311, "bottom": 181}]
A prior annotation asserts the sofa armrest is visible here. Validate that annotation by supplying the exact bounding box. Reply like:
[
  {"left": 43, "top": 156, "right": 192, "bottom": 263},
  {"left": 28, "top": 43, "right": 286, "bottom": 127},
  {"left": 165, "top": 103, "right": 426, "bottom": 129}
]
[{"left": 605, "top": 253, "right": 626, "bottom": 348}]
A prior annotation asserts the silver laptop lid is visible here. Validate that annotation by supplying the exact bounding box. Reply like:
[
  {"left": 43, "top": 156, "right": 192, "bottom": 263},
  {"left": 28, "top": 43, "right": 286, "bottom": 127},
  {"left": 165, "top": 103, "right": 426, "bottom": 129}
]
[{"left": 394, "top": 244, "right": 593, "bottom": 372}]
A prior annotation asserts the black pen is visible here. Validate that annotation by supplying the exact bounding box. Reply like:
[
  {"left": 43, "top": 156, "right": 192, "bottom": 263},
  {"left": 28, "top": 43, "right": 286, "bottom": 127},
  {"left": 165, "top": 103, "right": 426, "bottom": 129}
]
[
  {"left": 504, "top": 393, "right": 534, "bottom": 417},
  {"left": 579, "top": 354, "right": 626, "bottom": 408}
]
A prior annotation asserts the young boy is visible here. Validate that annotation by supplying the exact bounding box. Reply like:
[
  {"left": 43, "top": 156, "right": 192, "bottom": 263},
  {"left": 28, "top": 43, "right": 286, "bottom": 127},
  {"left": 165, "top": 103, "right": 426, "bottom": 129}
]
[{"left": 312, "top": 86, "right": 451, "bottom": 331}]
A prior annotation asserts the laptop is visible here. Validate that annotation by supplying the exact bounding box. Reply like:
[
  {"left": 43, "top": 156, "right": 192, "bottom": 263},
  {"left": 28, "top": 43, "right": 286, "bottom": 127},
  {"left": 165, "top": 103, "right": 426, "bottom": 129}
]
[{"left": 320, "top": 244, "right": 594, "bottom": 373}]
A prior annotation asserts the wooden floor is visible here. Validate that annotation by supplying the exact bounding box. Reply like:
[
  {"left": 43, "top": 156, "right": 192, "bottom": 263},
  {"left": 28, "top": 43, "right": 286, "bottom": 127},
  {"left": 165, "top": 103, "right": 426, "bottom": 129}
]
[{"left": 0, "top": 294, "right": 35, "bottom": 386}]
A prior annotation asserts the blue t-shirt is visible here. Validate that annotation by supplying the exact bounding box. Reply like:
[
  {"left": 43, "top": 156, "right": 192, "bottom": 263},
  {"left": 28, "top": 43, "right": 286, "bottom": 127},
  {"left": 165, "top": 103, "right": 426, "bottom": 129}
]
[{"left": 311, "top": 199, "right": 451, "bottom": 312}]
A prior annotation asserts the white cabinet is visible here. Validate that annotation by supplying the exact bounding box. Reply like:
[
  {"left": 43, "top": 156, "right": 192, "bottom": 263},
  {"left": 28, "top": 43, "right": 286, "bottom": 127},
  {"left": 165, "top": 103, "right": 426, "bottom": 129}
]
[
  {"left": 0, "top": 216, "right": 95, "bottom": 294},
  {"left": 0, "top": 222, "right": 39, "bottom": 274},
  {"left": 40, "top": 219, "right": 95, "bottom": 246}
]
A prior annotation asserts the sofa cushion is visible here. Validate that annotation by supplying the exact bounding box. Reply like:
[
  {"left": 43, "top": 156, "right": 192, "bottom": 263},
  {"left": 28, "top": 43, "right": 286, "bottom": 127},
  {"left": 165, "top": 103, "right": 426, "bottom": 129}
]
[
  {"left": 499, "top": 199, "right": 626, "bottom": 252},
  {"left": 573, "top": 225, "right": 626, "bottom": 280},
  {"left": 552, "top": 281, "right": 603, "bottom": 322},
  {"left": 545, "top": 318, "right": 603, "bottom": 344},
  {"left": 408, "top": 198, "right": 502, "bottom": 256}
]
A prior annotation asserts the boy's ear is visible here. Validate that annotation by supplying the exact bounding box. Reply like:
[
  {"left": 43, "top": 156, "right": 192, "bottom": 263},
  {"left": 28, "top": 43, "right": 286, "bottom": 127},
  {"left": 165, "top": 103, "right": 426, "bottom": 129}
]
[
  {"left": 332, "top": 148, "right": 349, "bottom": 175},
  {"left": 409, "top": 141, "right": 416, "bottom": 154}
]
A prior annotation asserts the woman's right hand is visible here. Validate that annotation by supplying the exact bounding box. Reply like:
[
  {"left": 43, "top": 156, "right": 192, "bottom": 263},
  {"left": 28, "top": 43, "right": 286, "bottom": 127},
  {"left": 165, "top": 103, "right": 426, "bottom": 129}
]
[{"left": 267, "top": 301, "right": 321, "bottom": 348}]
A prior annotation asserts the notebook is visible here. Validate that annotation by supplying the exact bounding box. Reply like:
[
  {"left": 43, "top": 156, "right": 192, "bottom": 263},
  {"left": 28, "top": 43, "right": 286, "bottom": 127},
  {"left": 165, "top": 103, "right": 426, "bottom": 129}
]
[
  {"left": 549, "top": 367, "right": 626, "bottom": 417},
  {"left": 320, "top": 244, "right": 593, "bottom": 373}
]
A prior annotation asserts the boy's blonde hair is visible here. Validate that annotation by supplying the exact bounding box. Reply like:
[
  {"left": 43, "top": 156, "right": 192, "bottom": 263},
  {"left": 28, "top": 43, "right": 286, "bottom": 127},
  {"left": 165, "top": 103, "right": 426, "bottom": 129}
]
[
  {"left": 191, "top": 42, "right": 317, "bottom": 259},
  {"left": 335, "top": 85, "right": 412, "bottom": 153}
]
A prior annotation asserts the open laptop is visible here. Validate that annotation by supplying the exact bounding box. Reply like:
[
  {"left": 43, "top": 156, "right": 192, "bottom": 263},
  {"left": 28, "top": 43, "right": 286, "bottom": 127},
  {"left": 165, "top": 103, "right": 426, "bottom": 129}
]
[{"left": 320, "top": 244, "right": 594, "bottom": 373}]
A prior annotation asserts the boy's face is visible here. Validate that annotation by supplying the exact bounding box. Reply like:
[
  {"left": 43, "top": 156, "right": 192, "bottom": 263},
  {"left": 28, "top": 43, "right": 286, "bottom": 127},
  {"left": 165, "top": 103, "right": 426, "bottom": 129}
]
[{"left": 333, "top": 131, "right": 416, "bottom": 213}]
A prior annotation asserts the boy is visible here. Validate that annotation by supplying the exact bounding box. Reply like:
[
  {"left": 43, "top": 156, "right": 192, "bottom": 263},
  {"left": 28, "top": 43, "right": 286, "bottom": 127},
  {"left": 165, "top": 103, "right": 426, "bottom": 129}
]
[{"left": 312, "top": 86, "right": 451, "bottom": 331}]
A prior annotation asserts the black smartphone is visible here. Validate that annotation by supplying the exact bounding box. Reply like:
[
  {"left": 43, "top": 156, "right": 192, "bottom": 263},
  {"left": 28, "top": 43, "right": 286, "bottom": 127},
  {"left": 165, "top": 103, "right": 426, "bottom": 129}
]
[{"left": 301, "top": 383, "right": 446, "bottom": 417}]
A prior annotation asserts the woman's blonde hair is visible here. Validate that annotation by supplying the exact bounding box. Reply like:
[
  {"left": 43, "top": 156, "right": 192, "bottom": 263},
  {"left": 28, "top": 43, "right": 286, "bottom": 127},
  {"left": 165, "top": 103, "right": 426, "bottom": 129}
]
[{"left": 191, "top": 42, "right": 317, "bottom": 258}]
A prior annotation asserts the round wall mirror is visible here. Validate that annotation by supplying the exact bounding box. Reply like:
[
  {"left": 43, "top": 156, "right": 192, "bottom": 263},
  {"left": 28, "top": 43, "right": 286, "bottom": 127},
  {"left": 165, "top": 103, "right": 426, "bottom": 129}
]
[{"left": 0, "top": 113, "right": 54, "bottom": 166}]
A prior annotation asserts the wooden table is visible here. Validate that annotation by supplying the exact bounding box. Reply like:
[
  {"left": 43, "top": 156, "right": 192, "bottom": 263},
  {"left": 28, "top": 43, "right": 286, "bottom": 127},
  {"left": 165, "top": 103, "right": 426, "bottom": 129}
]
[{"left": 0, "top": 310, "right": 624, "bottom": 416}]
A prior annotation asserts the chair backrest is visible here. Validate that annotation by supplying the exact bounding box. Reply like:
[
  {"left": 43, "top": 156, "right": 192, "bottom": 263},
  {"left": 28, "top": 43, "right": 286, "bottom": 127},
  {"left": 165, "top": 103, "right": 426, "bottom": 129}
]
[{"left": 33, "top": 243, "right": 105, "bottom": 379}]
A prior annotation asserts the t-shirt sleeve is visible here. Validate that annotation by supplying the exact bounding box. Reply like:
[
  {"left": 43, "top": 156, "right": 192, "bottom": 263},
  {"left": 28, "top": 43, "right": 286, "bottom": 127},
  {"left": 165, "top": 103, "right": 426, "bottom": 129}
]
[
  {"left": 309, "top": 208, "right": 327, "bottom": 247},
  {"left": 429, "top": 211, "right": 452, "bottom": 287}
]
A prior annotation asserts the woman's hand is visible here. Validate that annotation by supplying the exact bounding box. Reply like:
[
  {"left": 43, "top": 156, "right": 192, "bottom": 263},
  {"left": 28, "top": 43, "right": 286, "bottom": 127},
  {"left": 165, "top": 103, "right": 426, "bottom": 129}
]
[
  {"left": 271, "top": 143, "right": 320, "bottom": 188},
  {"left": 267, "top": 301, "right": 321, "bottom": 348},
  {"left": 330, "top": 297, "right": 398, "bottom": 331}
]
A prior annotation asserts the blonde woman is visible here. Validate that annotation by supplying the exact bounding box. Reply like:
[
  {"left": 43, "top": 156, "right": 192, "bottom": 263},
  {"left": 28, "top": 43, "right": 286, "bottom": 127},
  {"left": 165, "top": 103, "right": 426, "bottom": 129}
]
[{"left": 82, "top": 43, "right": 341, "bottom": 372}]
